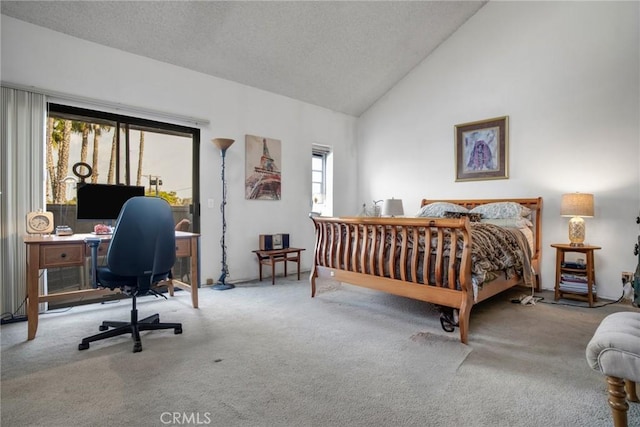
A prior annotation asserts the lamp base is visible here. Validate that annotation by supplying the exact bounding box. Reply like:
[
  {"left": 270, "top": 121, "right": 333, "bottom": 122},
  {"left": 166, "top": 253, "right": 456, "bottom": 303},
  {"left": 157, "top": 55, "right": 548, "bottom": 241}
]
[
  {"left": 212, "top": 282, "right": 235, "bottom": 291},
  {"left": 568, "top": 216, "right": 586, "bottom": 246},
  {"left": 569, "top": 242, "right": 585, "bottom": 247},
  {"left": 211, "top": 271, "right": 234, "bottom": 290}
]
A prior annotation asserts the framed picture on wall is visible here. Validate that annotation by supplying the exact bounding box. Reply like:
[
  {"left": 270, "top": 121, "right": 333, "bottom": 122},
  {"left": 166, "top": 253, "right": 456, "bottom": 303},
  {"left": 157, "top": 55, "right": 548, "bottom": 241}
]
[
  {"left": 454, "top": 116, "right": 508, "bottom": 182},
  {"left": 245, "top": 135, "right": 282, "bottom": 200}
]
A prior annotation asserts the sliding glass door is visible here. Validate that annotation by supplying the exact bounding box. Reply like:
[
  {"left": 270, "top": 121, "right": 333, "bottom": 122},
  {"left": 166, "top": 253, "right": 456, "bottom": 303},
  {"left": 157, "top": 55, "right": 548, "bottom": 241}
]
[{"left": 45, "top": 104, "right": 200, "bottom": 300}]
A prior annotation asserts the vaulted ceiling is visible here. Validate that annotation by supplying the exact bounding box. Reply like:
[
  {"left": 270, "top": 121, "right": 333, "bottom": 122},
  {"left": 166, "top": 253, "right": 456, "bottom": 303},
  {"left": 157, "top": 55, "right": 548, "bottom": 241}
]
[{"left": 1, "top": 1, "right": 486, "bottom": 116}]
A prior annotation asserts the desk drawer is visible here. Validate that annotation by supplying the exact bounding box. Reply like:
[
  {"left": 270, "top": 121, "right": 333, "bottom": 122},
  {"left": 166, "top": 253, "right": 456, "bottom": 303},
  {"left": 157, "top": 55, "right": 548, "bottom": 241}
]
[
  {"left": 175, "top": 239, "right": 191, "bottom": 258},
  {"left": 40, "top": 244, "right": 84, "bottom": 268}
]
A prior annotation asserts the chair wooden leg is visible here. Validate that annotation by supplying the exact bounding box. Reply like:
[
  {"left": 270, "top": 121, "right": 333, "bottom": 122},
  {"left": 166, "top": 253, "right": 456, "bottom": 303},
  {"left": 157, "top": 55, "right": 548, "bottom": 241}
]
[
  {"left": 626, "top": 380, "right": 639, "bottom": 402},
  {"left": 607, "top": 376, "right": 629, "bottom": 427}
]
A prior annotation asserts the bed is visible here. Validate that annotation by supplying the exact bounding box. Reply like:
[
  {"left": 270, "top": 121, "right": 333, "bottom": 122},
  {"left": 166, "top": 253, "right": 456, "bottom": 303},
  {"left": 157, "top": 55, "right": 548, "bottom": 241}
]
[{"left": 309, "top": 197, "right": 542, "bottom": 344}]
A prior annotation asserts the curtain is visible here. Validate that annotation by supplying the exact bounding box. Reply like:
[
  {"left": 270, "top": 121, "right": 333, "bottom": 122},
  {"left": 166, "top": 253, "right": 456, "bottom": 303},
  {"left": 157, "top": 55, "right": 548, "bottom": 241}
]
[{"left": 1, "top": 87, "right": 46, "bottom": 317}]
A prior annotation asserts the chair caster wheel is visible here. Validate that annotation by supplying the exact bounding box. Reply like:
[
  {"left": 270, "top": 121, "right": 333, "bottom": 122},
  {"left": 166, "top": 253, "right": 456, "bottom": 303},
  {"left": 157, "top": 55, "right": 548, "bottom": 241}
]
[
  {"left": 99, "top": 325, "right": 108, "bottom": 331},
  {"left": 175, "top": 327, "right": 182, "bottom": 334},
  {"left": 133, "top": 342, "right": 142, "bottom": 352},
  {"left": 79, "top": 342, "right": 89, "bottom": 351}
]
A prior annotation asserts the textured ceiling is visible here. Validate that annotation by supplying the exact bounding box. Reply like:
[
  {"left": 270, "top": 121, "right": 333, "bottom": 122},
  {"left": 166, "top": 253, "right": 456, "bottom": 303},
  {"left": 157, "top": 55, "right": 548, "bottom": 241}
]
[{"left": 1, "top": 1, "right": 486, "bottom": 116}]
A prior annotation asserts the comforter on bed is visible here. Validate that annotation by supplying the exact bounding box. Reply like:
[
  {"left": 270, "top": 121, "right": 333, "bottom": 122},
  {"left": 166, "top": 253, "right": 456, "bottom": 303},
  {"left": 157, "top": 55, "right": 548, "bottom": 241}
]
[
  {"left": 376, "top": 222, "right": 533, "bottom": 291},
  {"left": 467, "top": 223, "right": 534, "bottom": 288}
]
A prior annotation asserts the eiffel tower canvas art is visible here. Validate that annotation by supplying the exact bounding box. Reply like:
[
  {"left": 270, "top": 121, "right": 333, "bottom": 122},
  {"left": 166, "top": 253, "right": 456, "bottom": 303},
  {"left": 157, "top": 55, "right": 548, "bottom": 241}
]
[{"left": 245, "top": 135, "right": 282, "bottom": 200}]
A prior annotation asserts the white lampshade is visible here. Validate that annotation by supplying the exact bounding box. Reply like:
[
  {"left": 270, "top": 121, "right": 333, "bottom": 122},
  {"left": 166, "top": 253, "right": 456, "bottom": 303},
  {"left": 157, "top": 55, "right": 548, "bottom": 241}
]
[
  {"left": 382, "top": 198, "right": 404, "bottom": 217},
  {"left": 560, "top": 193, "right": 594, "bottom": 217}
]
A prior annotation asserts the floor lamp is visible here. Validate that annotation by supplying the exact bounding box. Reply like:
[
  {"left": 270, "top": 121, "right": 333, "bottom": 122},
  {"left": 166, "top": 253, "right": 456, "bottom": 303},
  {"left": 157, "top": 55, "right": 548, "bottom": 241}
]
[{"left": 212, "top": 138, "right": 235, "bottom": 290}]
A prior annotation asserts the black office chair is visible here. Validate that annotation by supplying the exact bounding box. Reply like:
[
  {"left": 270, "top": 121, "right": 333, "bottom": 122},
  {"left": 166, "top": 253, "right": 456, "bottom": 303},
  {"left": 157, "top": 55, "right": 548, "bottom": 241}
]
[{"left": 78, "top": 196, "right": 183, "bottom": 352}]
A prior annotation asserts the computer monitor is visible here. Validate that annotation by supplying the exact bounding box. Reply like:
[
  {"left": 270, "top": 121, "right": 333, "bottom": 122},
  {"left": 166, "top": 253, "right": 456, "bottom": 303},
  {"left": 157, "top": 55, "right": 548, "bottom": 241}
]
[{"left": 76, "top": 183, "right": 146, "bottom": 221}]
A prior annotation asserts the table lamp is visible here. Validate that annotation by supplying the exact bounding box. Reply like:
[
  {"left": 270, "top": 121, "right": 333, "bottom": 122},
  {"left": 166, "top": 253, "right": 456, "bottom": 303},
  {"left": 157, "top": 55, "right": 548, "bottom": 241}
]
[
  {"left": 561, "top": 192, "right": 594, "bottom": 247},
  {"left": 382, "top": 198, "right": 404, "bottom": 217}
]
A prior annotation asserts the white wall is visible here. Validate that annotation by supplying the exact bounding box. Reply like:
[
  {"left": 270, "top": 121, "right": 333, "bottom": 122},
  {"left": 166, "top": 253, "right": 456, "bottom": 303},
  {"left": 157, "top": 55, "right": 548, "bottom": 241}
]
[
  {"left": 1, "top": 16, "right": 358, "bottom": 284},
  {"left": 3, "top": 2, "right": 639, "bottom": 300},
  {"left": 357, "top": 1, "right": 640, "bottom": 300}
]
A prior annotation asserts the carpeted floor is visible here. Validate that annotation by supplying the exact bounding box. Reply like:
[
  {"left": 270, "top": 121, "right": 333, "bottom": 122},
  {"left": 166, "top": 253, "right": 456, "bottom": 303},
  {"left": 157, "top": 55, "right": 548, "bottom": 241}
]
[{"left": 1, "top": 275, "right": 638, "bottom": 426}]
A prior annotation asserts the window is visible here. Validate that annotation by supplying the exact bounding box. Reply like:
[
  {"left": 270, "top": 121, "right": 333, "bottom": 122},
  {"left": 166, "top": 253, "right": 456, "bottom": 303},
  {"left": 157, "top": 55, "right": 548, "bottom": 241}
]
[
  {"left": 312, "top": 144, "right": 332, "bottom": 216},
  {"left": 312, "top": 152, "right": 325, "bottom": 205},
  {"left": 46, "top": 103, "right": 200, "bottom": 230}
]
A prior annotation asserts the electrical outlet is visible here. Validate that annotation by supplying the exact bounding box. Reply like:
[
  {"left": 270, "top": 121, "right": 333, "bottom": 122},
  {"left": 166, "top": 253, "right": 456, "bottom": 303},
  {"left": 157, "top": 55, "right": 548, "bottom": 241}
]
[
  {"left": 622, "top": 272, "right": 634, "bottom": 286},
  {"left": 208, "top": 198, "right": 215, "bottom": 209}
]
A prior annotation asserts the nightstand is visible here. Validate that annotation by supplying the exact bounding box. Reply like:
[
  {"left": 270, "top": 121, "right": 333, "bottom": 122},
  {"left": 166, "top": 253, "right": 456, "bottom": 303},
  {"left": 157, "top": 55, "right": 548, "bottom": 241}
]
[
  {"left": 551, "top": 243, "right": 601, "bottom": 307},
  {"left": 252, "top": 247, "right": 305, "bottom": 285}
]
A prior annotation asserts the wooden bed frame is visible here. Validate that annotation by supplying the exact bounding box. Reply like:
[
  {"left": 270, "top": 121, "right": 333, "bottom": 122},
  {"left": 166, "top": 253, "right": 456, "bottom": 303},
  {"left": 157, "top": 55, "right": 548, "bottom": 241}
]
[{"left": 309, "top": 197, "right": 542, "bottom": 344}]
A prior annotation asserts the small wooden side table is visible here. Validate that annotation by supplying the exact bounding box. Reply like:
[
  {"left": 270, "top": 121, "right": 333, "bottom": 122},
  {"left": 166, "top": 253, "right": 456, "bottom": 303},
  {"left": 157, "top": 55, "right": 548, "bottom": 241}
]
[
  {"left": 252, "top": 247, "right": 305, "bottom": 285},
  {"left": 551, "top": 243, "right": 601, "bottom": 307}
]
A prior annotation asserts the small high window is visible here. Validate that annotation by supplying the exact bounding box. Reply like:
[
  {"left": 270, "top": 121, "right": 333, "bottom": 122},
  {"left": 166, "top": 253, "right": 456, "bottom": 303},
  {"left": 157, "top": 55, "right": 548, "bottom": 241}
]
[{"left": 312, "top": 144, "right": 332, "bottom": 216}]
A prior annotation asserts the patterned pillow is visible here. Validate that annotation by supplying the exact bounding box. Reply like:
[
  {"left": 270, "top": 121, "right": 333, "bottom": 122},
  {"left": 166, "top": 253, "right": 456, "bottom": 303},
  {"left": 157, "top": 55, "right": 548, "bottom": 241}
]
[
  {"left": 443, "top": 211, "right": 483, "bottom": 222},
  {"left": 415, "top": 202, "right": 468, "bottom": 218},
  {"left": 480, "top": 217, "right": 533, "bottom": 228},
  {"left": 469, "top": 202, "right": 531, "bottom": 219}
]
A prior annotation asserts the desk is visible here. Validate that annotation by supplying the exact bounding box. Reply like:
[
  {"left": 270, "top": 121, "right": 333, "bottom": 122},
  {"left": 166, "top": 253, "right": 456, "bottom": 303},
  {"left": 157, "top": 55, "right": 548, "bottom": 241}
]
[
  {"left": 252, "top": 248, "right": 305, "bottom": 285},
  {"left": 24, "top": 231, "right": 200, "bottom": 340}
]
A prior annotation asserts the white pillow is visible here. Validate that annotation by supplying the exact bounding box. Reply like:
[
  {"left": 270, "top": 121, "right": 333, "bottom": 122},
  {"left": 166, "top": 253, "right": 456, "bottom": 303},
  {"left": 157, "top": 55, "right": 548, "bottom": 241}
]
[
  {"left": 416, "top": 202, "right": 468, "bottom": 218},
  {"left": 480, "top": 217, "right": 533, "bottom": 228},
  {"left": 470, "top": 202, "right": 531, "bottom": 219}
]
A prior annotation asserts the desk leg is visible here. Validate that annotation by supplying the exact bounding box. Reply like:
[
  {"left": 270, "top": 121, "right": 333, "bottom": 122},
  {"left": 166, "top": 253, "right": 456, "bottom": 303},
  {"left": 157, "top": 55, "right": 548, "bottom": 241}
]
[
  {"left": 297, "top": 251, "right": 301, "bottom": 280},
  {"left": 165, "top": 237, "right": 199, "bottom": 308},
  {"left": 284, "top": 257, "right": 288, "bottom": 278},
  {"left": 26, "top": 244, "right": 40, "bottom": 340}
]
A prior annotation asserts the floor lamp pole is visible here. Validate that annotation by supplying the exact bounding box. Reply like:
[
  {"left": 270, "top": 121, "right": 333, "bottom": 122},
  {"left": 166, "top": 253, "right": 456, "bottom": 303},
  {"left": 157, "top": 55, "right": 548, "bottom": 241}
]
[{"left": 211, "top": 138, "right": 235, "bottom": 290}]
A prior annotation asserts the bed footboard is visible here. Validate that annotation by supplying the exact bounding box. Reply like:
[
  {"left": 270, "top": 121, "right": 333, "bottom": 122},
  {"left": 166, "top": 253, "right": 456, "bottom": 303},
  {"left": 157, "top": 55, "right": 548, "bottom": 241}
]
[{"left": 309, "top": 216, "right": 474, "bottom": 343}]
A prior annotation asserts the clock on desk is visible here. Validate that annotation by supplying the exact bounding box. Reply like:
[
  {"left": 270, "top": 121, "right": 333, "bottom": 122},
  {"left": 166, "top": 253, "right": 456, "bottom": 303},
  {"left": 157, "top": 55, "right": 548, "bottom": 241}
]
[{"left": 26, "top": 211, "right": 54, "bottom": 234}]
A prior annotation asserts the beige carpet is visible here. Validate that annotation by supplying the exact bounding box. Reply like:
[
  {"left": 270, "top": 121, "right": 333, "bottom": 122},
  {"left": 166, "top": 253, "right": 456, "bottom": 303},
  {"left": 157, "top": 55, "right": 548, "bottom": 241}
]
[{"left": 1, "top": 276, "right": 639, "bottom": 427}]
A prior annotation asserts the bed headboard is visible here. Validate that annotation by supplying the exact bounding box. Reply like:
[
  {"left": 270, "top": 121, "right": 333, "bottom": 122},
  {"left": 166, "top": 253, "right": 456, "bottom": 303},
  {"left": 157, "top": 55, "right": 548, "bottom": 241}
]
[
  {"left": 420, "top": 197, "right": 543, "bottom": 278},
  {"left": 420, "top": 197, "right": 542, "bottom": 213}
]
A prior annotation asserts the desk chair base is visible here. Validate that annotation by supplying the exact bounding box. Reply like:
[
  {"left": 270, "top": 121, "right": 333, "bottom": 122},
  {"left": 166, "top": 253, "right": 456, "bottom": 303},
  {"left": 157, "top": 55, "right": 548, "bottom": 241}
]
[{"left": 78, "top": 296, "right": 182, "bottom": 353}]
